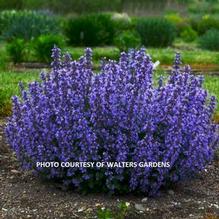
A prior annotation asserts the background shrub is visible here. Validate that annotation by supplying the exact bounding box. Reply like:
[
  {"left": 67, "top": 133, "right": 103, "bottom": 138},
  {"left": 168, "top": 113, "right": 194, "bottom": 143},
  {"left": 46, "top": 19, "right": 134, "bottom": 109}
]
[
  {"left": 180, "top": 26, "right": 198, "bottom": 42},
  {"left": 6, "top": 38, "right": 27, "bottom": 63},
  {"left": 111, "top": 13, "right": 133, "bottom": 33},
  {"left": 33, "top": 35, "right": 65, "bottom": 63},
  {"left": 191, "top": 15, "right": 219, "bottom": 35},
  {"left": 65, "top": 13, "right": 115, "bottom": 46},
  {"left": 21, "top": 0, "right": 122, "bottom": 14},
  {"left": 136, "top": 18, "right": 176, "bottom": 47},
  {"left": 114, "top": 30, "right": 141, "bottom": 51},
  {"left": 0, "top": 10, "right": 60, "bottom": 41},
  {"left": 6, "top": 48, "right": 218, "bottom": 196},
  {"left": 164, "top": 13, "right": 188, "bottom": 36},
  {"left": 199, "top": 29, "right": 219, "bottom": 51}
]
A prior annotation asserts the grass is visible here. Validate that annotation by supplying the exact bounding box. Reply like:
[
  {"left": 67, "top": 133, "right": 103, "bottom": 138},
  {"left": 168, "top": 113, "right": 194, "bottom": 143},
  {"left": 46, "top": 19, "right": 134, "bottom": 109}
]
[
  {"left": 0, "top": 70, "right": 219, "bottom": 121},
  {"left": 66, "top": 46, "right": 219, "bottom": 66},
  {"left": 2, "top": 40, "right": 219, "bottom": 69},
  {"left": 66, "top": 46, "right": 120, "bottom": 61},
  {"left": 0, "top": 71, "right": 39, "bottom": 116},
  {"left": 148, "top": 48, "right": 219, "bottom": 65},
  {"left": 204, "top": 75, "right": 219, "bottom": 122}
]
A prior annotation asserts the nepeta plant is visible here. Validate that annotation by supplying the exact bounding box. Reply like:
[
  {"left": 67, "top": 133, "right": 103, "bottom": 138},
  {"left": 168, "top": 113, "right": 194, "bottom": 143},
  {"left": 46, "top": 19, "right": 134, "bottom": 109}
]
[{"left": 5, "top": 47, "right": 218, "bottom": 195}]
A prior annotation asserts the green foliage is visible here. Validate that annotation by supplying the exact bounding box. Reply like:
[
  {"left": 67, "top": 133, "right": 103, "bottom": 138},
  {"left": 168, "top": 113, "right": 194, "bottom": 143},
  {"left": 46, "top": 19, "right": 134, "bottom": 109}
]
[
  {"left": 136, "top": 17, "right": 176, "bottom": 47},
  {"left": 0, "top": 71, "right": 39, "bottom": 116},
  {"left": 0, "top": 10, "right": 60, "bottom": 41},
  {"left": 65, "top": 13, "right": 115, "bottom": 46},
  {"left": 111, "top": 13, "right": 133, "bottom": 33},
  {"left": 97, "top": 208, "right": 113, "bottom": 219},
  {"left": 199, "top": 29, "right": 219, "bottom": 51},
  {"left": 33, "top": 35, "right": 65, "bottom": 63},
  {"left": 114, "top": 30, "right": 141, "bottom": 51},
  {"left": 6, "top": 39, "right": 27, "bottom": 63},
  {"left": 164, "top": 13, "right": 191, "bottom": 37},
  {"left": 0, "top": 0, "right": 23, "bottom": 10},
  {"left": 0, "top": 45, "right": 9, "bottom": 70},
  {"left": 191, "top": 15, "right": 219, "bottom": 35},
  {"left": 22, "top": 0, "right": 122, "bottom": 14},
  {"left": 97, "top": 202, "right": 130, "bottom": 219},
  {"left": 188, "top": 0, "right": 219, "bottom": 14},
  {"left": 180, "top": 26, "right": 198, "bottom": 42},
  {"left": 148, "top": 47, "right": 219, "bottom": 65}
]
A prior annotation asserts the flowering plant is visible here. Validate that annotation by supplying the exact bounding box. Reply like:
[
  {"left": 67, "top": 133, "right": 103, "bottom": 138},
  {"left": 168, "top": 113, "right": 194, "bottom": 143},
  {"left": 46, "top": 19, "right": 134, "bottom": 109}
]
[{"left": 6, "top": 47, "right": 218, "bottom": 195}]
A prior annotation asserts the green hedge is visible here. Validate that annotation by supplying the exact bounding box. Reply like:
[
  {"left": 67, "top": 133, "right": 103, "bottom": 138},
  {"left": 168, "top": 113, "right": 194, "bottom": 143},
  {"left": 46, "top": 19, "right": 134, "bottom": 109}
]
[
  {"left": 0, "top": 10, "right": 60, "bottom": 41},
  {"left": 191, "top": 15, "right": 219, "bottom": 35},
  {"left": 6, "top": 38, "right": 27, "bottom": 63},
  {"left": 136, "top": 17, "right": 176, "bottom": 47},
  {"left": 114, "top": 30, "right": 141, "bottom": 51},
  {"left": 199, "top": 29, "right": 219, "bottom": 51},
  {"left": 65, "top": 13, "right": 115, "bottom": 46},
  {"left": 7, "top": 35, "right": 65, "bottom": 64},
  {"left": 33, "top": 35, "right": 65, "bottom": 63}
]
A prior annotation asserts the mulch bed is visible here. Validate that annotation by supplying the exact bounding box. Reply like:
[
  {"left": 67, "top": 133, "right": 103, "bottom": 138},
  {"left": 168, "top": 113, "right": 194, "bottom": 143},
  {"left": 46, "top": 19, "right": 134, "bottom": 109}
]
[{"left": 0, "top": 118, "right": 219, "bottom": 219}]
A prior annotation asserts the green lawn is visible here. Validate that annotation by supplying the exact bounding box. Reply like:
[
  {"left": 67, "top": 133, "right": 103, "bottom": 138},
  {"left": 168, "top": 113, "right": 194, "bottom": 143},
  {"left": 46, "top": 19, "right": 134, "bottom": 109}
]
[
  {"left": 148, "top": 48, "right": 219, "bottom": 65},
  {"left": 1, "top": 42, "right": 219, "bottom": 69},
  {"left": 67, "top": 46, "right": 219, "bottom": 66},
  {"left": 0, "top": 71, "right": 39, "bottom": 115},
  {"left": 204, "top": 75, "right": 219, "bottom": 114},
  {"left": 0, "top": 70, "right": 218, "bottom": 119}
]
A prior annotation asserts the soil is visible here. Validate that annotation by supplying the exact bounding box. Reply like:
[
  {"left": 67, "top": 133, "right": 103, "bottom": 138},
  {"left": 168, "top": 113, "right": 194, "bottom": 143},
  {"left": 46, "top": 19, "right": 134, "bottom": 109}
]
[{"left": 0, "top": 118, "right": 219, "bottom": 219}]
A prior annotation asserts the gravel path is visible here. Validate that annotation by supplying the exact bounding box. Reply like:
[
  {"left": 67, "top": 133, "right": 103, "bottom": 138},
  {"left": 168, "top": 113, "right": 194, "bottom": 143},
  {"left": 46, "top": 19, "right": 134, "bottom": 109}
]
[{"left": 0, "top": 119, "right": 219, "bottom": 219}]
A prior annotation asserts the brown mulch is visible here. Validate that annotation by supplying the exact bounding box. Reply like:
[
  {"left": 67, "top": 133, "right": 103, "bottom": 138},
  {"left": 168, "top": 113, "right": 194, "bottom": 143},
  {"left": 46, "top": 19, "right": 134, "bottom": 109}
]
[{"left": 0, "top": 119, "right": 219, "bottom": 219}]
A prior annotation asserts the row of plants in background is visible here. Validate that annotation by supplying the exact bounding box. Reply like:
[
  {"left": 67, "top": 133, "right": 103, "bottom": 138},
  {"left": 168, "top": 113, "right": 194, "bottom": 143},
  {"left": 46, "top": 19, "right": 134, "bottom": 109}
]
[
  {"left": 136, "top": 18, "right": 176, "bottom": 47},
  {"left": 199, "top": 29, "right": 219, "bottom": 51},
  {"left": 165, "top": 13, "right": 219, "bottom": 47},
  {"left": 64, "top": 13, "right": 177, "bottom": 48},
  {"left": 1, "top": 0, "right": 219, "bottom": 16},
  {"left": 65, "top": 11, "right": 219, "bottom": 52},
  {"left": 2, "top": 10, "right": 219, "bottom": 66},
  {"left": 6, "top": 39, "right": 219, "bottom": 65},
  {"left": 64, "top": 13, "right": 115, "bottom": 46},
  {"left": 7, "top": 35, "right": 65, "bottom": 63},
  {"left": 60, "top": 12, "right": 219, "bottom": 51},
  {"left": 0, "top": 10, "right": 60, "bottom": 41}
]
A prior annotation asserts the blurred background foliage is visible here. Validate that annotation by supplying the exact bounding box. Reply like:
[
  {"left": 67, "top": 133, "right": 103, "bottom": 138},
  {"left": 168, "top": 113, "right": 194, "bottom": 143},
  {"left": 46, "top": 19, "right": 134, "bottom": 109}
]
[{"left": 0, "top": 0, "right": 218, "bottom": 16}]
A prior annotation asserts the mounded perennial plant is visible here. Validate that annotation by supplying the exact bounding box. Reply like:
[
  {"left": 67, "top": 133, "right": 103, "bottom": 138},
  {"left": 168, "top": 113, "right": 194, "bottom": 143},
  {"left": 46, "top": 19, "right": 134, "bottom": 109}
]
[{"left": 6, "top": 47, "right": 218, "bottom": 195}]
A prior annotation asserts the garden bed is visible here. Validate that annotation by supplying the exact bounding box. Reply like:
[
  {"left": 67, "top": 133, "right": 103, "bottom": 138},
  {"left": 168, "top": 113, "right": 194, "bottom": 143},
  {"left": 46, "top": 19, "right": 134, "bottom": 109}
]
[
  {"left": 0, "top": 119, "right": 219, "bottom": 219},
  {"left": 8, "top": 62, "right": 219, "bottom": 77}
]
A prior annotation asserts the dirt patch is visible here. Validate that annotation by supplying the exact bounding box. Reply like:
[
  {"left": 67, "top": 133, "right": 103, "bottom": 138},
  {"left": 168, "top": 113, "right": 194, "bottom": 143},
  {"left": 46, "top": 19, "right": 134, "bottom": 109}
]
[{"left": 0, "top": 119, "right": 219, "bottom": 219}]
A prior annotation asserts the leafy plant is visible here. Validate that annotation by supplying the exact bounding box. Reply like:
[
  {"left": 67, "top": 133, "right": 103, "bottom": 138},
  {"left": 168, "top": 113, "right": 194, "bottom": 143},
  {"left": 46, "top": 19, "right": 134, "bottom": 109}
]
[
  {"left": 111, "top": 13, "right": 133, "bottom": 33},
  {"left": 191, "top": 15, "right": 219, "bottom": 35},
  {"left": 164, "top": 13, "right": 188, "bottom": 36},
  {"left": 97, "top": 202, "right": 130, "bottom": 219},
  {"left": 97, "top": 208, "right": 113, "bottom": 219},
  {"left": 65, "top": 13, "right": 115, "bottom": 46},
  {"left": 32, "top": 35, "right": 65, "bottom": 63},
  {"left": 114, "top": 30, "right": 141, "bottom": 51},
  {"left": 0, "top": 10, "right": 60, "bottom": 41},
  {"left": 199, "top": 29, "right": 219, "bottom": 51},
  {"left": 6, "top": 48, "right": 218, "bottom": 196},
  {"left": 180, "top": 26, "right": 198, "bottom": 42},
  {"left": 136, "top": 17, "right": 176, "bottom": 47},
  {"left": 6, "top": 38, "right": 27, "bottom": 63}
]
